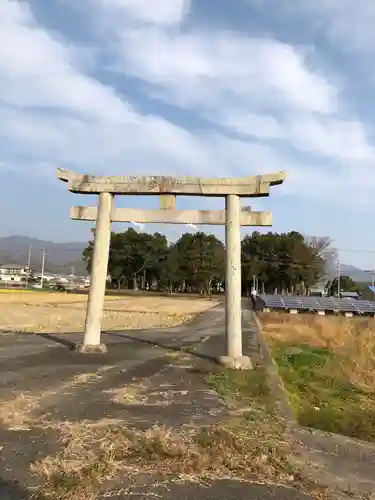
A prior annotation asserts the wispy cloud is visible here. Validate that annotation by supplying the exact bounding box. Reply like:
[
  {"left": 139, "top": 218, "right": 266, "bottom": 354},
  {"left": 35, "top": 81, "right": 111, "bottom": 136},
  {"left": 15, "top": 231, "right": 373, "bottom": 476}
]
[
  {"left": 287, "top": 0, "right": 375, "bottom": 54},
  {"left": 0, "top": 1, "right": 131, "bottom": 120},
  {"left": 95, "top": 0, "right": 375, "bottom": 180},
  {"left": 0, "top": 0, "right": 374, "bottom": 212},
  {"left": 243, "top": 0, "right": 375, "bottom": 56},
  {"left": 95, "top": 0, "right": 190, "bottom": 26}
]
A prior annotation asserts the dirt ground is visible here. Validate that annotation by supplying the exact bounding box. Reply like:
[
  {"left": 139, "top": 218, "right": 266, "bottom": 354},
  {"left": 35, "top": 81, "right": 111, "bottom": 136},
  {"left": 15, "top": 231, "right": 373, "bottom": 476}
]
[{"left": 0, "top": 291, "right": 219, "bottom": 333}]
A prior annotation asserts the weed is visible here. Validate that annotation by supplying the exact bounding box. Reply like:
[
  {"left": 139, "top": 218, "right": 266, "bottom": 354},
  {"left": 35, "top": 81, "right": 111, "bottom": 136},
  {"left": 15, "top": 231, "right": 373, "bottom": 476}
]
[
  {"left": 205, "top": 367, "right": 272, "bottom": 409},
  {"left": 31, "top": 419, "right": 297, "bottom": 500},
  {"left": 260, "top": 313, "right": 375, "bottom": 441},
  {"left": 30, "top": 367, "right": 301, "bottom": 500}
]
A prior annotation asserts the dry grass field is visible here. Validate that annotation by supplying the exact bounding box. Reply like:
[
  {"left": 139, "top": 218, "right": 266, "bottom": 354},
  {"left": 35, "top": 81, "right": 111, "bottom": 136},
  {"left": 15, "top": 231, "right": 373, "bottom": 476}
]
[
  {"left": 259, "top": 312, "right": 375, "bottom": 441},
  {"left": 0, "top": 291, "right": 220, "bottom": 333}
]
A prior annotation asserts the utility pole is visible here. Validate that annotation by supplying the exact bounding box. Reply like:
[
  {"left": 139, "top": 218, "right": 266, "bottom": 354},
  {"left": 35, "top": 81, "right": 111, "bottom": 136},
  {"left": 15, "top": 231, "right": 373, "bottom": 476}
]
[
  {"left": 337, "top": 257, "right": 341, "bottom": 298},
  {"left": 25, "top": 244, "right": 31, "bottom": 288},
  {"left": 40, "top": 248, "right": 46, "bottom": 288}
]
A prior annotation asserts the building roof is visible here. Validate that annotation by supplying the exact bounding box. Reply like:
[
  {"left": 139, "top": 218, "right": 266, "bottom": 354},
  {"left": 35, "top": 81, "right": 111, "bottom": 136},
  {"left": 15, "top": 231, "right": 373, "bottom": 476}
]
[{"left": 0, "top": 264, "right": 26, "bottom": 270}]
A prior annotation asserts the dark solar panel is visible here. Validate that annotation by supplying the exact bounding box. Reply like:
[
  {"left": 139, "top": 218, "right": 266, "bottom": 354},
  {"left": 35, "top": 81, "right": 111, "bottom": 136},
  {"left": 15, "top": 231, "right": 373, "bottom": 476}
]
[
  {"left": 283, "top": 297, "right": 304, "bottom": 308},
  {"left": 316, "top": 298, "right": 337, "bottom": 311},
  {"left": 335, "top": 301, "right": 357, "bottom": 312},
  {"left": 261, "top": 294, "right": 375, "bottom": 315},
  {"left": 357, "top": 304, "right": 374, "bottom": 314},
  {"left": 263, "top": 295, "right": 285, "bottom": 309},
  {"left": 354, "top": 300, "right": 375, "bottom": 314}
]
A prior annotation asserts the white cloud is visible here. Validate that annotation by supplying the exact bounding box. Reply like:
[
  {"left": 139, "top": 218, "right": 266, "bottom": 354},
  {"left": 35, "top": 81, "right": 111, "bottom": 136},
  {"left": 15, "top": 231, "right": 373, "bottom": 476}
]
[
  {"left": 0, "top": 0, "right": 131, "bottom": 120},
  {"left": 109, "top": 22, "right": 375, "bottom": 164},
  {"left": 290, "top": 0, "right": 375, "bottom": 54},
  {"left": 0, "top": 0, "right": 209, "bottom": 177},
  {"left": 207, "top": 108, "right": 375, "bottom": 163},
  {"left": 287, "top": 116, "right": 375, "bottom": 162},
  {"left": 1, "top": 0, "right": 374, "bottom": 216},
  {"left": 117, "top": 28, "right": 337, "bottom": 115},
  {"left": 213, "top": 112, "right": 284, "bottom": 140},
  {"left": 246, "top": 0, "right": 375, "bottom": 55},
  {"left": 95, "top": 0, "right": 190, "bottom": 26},
  {"left": 0, "top": 107, "right": 214, "bottom": 176}
]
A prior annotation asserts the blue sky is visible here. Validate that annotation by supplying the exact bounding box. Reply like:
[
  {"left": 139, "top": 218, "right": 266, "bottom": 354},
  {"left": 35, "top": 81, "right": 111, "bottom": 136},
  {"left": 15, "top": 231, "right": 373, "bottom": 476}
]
[{"left": 1, "top": 0, "right": 375, "bottom": 268}]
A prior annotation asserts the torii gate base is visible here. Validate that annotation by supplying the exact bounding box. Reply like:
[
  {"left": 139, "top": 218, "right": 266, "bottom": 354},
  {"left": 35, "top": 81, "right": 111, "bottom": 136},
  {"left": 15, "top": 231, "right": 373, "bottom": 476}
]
[{"left": 58, "top": 169, "right": 285, "bottom": 369}]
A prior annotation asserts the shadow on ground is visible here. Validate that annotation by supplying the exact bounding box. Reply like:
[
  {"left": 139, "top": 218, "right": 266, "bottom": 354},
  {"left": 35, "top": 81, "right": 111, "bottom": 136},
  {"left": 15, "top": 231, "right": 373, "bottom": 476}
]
[
  {"left": 0, "top": 476, "right": 30, "bottom": 500},
  {"left": 104, "top": 479, "right": 313, "bottom": 500}
]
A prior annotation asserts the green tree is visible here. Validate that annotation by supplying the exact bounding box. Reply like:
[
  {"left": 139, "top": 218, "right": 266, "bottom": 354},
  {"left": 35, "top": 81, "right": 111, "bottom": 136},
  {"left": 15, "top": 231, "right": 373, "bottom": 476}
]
[
  {"left": 165, "top": 232, "right": 225, "bottom": 294},
  {"left": 82, "top": 228, "right": 168, "bottom": 290},
  {"left": 83, "top": 228, "right": 331, "bottom": 296},
  {"left": 241, "top": 231, "right": 328, "bottom": 294},
  {"left": 327, "top": 275, "right": 360, "bottom": 296}
]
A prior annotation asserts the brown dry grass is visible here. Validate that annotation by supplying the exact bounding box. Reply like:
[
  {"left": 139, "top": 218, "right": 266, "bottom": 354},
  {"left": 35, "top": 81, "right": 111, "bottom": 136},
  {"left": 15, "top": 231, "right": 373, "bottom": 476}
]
[
  {"left": 0, "top": 292, "right": 219, "bottom": 333},
  {"left": 29, "top": 368, "right": 310, "bottom": 500},
  {"left": 30, "top": 420, "right": 298, "bottom": 500},
  {"left": 105, "top": 381, "right": 151, "bottom": 405},
  {"left": 258, "top": 312, "right": 375, "bottom": 394}
]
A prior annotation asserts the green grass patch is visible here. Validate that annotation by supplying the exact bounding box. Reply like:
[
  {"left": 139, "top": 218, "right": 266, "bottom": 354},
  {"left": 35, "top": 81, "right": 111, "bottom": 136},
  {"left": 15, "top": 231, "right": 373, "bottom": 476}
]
[
  {"left": 204, "top": 366, "right": 274, "bottom": 412},
  {"left": 271, "top": 342, "right": 375, "bottom": 442}
]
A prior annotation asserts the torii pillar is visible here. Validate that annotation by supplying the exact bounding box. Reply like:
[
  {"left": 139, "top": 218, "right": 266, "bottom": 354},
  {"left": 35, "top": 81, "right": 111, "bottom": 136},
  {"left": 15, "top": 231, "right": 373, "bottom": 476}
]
[
  {"left": 222, "top": 194, "right": 243, "bottom": 365},
  {"left": 57, "top": 169, "right": 285, "bottom": 366},
  {"left": 83, "top": 192, "right": 113, "bottom": 352}
]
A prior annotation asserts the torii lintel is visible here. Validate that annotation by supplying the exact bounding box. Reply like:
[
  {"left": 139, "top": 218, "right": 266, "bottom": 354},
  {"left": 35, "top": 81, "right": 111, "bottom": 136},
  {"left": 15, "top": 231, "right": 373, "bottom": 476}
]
[{"left": 56, "top": 168, "right": 285, "bottom": 197}]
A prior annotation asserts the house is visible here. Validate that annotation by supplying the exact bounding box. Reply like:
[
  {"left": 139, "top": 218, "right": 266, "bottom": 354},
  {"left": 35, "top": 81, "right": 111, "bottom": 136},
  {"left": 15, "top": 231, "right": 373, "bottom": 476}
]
[
  {"left": 309, "top": 288, "right": 325, "bottom": 297},
  {"left": 34, "top": 273, "right": 55, "bottom": 282},
  {"left": 0, "top": 264, "right": 30, "bottom": 282},
  {"left": 340, "top": 291, "right": 361, "bottom": 300}
]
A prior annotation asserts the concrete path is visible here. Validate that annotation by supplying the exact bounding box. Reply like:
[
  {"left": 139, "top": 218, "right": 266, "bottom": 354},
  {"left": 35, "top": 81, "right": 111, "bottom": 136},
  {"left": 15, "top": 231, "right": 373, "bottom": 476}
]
[
  {"left": 0, "top": 303, "right": 363, "bottom": 499},
  {"left": 104, "top": 479, "right": 314, "bottom": 500}
]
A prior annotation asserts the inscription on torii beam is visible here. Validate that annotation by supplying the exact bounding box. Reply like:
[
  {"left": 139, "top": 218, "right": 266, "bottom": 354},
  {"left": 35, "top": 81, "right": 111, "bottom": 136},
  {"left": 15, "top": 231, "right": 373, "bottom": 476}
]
[
  {"left": 57, "top": 168, "right": 285, "bottom": 369},
  {"left": 57, "top": 168, "right": 284, "bottom": 196}
]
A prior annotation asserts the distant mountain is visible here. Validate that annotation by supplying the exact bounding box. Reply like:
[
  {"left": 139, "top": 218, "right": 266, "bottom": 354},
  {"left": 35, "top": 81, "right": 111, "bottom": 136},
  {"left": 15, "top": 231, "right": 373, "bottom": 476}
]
[
  {"left": 0, "top": 236, "right": 87, "bottom": 275},
  {"left": 340, "top": 264, "right": 373, "bottom": 283},
  {"left": 0, "top": 235, "right": 371, "bottom": 283}
]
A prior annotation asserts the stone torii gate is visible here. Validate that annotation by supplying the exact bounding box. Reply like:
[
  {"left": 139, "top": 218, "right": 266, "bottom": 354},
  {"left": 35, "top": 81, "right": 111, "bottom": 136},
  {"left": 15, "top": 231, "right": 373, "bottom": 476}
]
[{"left": 57, "top": 168, "right": 285, "bottom": 368}]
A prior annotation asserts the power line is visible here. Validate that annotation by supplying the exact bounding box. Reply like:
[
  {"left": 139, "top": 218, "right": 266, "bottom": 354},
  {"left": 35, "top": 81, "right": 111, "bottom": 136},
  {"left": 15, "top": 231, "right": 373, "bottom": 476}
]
[
  {"left": 3, "top": 252, "right": 374, "bottom": 269},
  {"left": 1, "top": 246, "right": 371, "bottom": 264},
  {"left": 7, "top": 243, "right": 375, "bottom": 255},
  {"left": 4, "top": 240, "right": 375, "bottom": 262}
]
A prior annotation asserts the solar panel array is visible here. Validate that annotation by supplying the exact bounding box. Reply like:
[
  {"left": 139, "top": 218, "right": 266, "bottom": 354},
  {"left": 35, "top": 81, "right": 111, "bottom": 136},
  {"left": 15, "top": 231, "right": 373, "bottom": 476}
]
[{"left": 261, "top": 294, "right": 375, "bottom": 315}]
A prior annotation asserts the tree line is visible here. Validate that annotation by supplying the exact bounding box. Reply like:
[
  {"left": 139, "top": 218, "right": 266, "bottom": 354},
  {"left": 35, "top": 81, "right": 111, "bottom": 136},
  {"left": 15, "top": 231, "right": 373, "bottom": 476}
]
[{"left": 82, "top": 228, "right": 337, "bottom": 295}]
